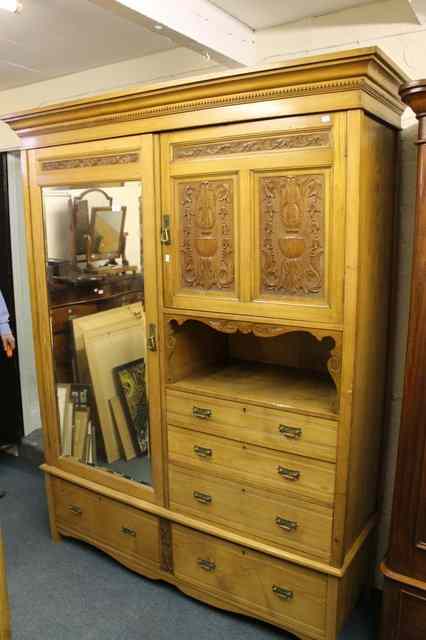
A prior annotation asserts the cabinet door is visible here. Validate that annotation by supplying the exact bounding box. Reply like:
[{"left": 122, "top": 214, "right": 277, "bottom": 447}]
[
  {"left": 160, "top": 113, "right": 346, "bottom": 323},
  {"left": 26, "top": 134, "right": 166, "bottom": 505}
]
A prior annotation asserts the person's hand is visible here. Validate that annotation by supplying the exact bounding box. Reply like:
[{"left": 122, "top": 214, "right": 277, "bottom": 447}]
[{"left": 2, "top": 334, "right": 15, "bottom": 357}]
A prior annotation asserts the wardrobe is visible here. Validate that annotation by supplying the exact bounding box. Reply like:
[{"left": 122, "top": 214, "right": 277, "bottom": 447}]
[
  {"left": 5, "top": 47, "right": 406, "bottom": 640},
  {"left": 380, "top": 81, "right": 426, "bottom": 639}
]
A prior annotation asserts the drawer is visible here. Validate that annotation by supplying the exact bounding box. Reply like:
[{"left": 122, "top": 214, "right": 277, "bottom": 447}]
[
  {"left": 169, "top": 465, "right": 333, "bottom": 561},
  {"left": 53, "top": 478, "right": 98, "bottom": 535},
  {"left": 94, "top": 495, "right": 160, "bottom": 565},
  {"left": 173, "top": 524, "right": 327, "bottom": 639},
  {"left": 168, "top": 425, "right": 335, "bottom": 506},
  {"left": 53, "top": 479, "right": 160, "bottom": 567},
  {"left": 167, "top": 390, "right": 337, "bottom": 462}
]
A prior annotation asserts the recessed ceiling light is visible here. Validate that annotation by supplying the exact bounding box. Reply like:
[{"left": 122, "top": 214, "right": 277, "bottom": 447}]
[
  {"left": 154, "top": 24, "right": 163, "bottom": 30},
  {"left": 0, "top": 0, "right": 22, "bottom": 12}
]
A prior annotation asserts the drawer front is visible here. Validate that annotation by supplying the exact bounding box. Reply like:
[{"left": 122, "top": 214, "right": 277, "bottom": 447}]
[
  {"left": 53, "top": 479, "right": 160, "bottom": 566},
  {"left": 169, "top": 465, "right": 333, "bottom": 561},
  {"left": 168, "top": 425, "right": 335, "bottom": 506},
  {"left": 53, "top": 478, "right": 97, "bottom": 535},
  {"left": 173, "top": 524, "right": 327, "bottom": 638},
  {"left": 94, "top": 496, "right": 160, "bottom": 565},
  {"left": 167, "top": 389, "right": 337, "bottom": 462}
]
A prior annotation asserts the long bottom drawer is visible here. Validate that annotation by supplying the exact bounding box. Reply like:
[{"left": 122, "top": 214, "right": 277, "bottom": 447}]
[
  {"left": 53, "top": 478, "right": 160, "bottom": 567},
  {"left": 173, "top": 524, "right": 328, "bottom": 640}
]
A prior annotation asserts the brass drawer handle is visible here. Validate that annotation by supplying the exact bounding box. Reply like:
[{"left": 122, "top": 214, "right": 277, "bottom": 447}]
[
  {"left": 277, "top": 466, "right": 300, "bottom": 481},
  {"left": 194, "top": 445, "right": 213, "bottom": 458},
  {"left": 121, "top": 526, "right": 136, "bottom": 537},
  {"left": 276, "top": 516, "right": 298, "bottom": 532},
  {"left": 197, "top": 558, "right": 216, "bottom": 572},
  {"left": 192, "top": 406, "right": 212, "bottom": 420},
  {"left": 279, "top": 425, "right": 302, "bottom": 439},
  {"left": 69, "top": 505, "right": 82, "bottom": 515},
  {"left": 193, "top": 491, "right": 212, "bottom": 504},
  {"left": 272, "top": 585, "right": 294, "bottom": 601}
]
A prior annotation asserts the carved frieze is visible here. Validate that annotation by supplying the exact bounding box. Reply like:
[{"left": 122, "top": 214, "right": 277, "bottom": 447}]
[
  {"left": 260, "top": 173, "right": 325, "bottom": 297},
  {"left": 179, "top": 178, "right": 235, "bottom": 292},
  {"left": 173, "top": 131, "right": 330, "bottom": 160},
  {"left": 159, "top": 519, "right": 173, "bottom": 573},
  {"left": 40, "top": 152, "right": 140, "bottom": 172}
]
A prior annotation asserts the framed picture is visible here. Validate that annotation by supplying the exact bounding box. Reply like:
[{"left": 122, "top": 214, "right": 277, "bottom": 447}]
[{"left": 114, "top": 358, "right": 149, "bottom": 456}]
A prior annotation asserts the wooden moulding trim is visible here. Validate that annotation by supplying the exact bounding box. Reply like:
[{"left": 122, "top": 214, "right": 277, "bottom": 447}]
[
  {"left": 340, "top": 513, "right": 378, "bottom": 573},
  {"left": 380, "top": 561, "right": 426, "bottom": 592},
  {"left": 3, "top": 48, "right": 406, "bottom": 137},
  {"left": 43, "top": 463, "right": 374, "bottom": 579},
  {"left": 162, "top": 306, "right": 344, "bottom": 332}
]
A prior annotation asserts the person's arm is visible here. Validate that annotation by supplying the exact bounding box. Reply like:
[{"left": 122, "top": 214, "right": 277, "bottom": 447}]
[
  {"left": 0, "top": 292, "right": 12, "bottom": 337},
  {"left": 0, "top": 292, "right": 15, "bottom": 356}
]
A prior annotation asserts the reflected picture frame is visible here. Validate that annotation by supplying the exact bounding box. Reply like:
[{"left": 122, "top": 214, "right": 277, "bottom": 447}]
[{"left": 114, "top": 358, "right": 149, "bottom": 456}]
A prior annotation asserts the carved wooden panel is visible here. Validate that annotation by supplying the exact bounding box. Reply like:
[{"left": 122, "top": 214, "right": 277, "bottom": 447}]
[
  {"left": 159, "top": 518, "right": 173, "bottom": 573},
  {"left": 173, "top": 131, "right": 330, "bottom": 160},
  {"left": 40, "top": 152, "right": 139, "bottom": 172},
  {"left": 178, "top": 178, "right": 235, "bottom": 292},
  {"left": 260, "top": 174, "right": 325, "bottom": 297}
]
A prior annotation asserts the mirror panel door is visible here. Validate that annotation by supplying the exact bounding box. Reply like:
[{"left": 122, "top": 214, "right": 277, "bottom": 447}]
[{"left": 28, "top": 135, "right": 164, "bottom": 502}]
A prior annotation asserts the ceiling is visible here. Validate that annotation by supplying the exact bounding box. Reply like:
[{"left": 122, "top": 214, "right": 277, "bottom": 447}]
[
  {"left": 210, "top": 0, "right": 379, "bottom": 30},
  {"left": 0, "top": 0, "right": 175, "bottom": 90},
  {"left": 0, "top": 0, "right": 399, "bottom": 92}
]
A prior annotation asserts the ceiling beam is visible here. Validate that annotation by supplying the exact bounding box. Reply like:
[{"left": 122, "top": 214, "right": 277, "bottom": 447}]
[
  {"left": 90, "top": 0, "right": 256, "bottom": 67},
  {"left": 407, "top": 0, "right": 426, "bottom": 23}
]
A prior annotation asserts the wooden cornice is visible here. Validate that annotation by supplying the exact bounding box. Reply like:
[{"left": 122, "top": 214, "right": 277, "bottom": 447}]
[
  {"left": 400, "top": 81, "right": 426, "bottom": 143},
  {"left": 3, "top": 47, "right": 408, "bottom": 146}
]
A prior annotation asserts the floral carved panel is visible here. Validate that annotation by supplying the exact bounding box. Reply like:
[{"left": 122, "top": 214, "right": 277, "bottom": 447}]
[
  {"left": 178, "top": 178, "right": 235, "bottom": 292},
  {"left": 260, "top": 174, "right": 325, "bottom": 297},
  {"left": 173, "top": 131, "right": 330, "bottom": 160},
  {"left": 40, "top": 152, "right": 139, "bottom": 172}
]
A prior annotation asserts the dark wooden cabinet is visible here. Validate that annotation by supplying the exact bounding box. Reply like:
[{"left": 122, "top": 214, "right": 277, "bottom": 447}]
[{"left": 381, "top": 81, "right": 426, "bottom": 639}]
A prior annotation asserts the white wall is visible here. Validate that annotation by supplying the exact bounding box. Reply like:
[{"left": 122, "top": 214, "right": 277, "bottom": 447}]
[{"left": 8, "top": 152, "right": 42, "bottom": 437}]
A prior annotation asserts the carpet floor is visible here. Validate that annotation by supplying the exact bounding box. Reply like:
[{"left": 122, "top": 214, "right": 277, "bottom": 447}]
[{"left": 0, "top": 453, "right": 379, "bottom": 639}]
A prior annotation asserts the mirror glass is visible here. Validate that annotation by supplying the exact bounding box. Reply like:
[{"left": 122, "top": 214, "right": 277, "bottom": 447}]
[
  {"left": 91, "top": 207, "right": 125, "bottom": 258},
  {"left": 42, "top": 181, "right": 152, "bottom": 487}
]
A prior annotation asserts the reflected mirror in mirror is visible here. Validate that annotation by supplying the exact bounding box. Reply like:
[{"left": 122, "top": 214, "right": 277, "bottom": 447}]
[
  {"left": 42, "top": 181, "right": 152, "bottom": 487},
  {"left": 91, "top": 206, "right": 126, "bottom": 259}
]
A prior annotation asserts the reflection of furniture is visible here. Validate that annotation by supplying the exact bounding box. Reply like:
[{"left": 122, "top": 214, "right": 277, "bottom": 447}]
[
  {"left": 13, "top": 49, "right": 407, "bottom": 640},
  {"left": 73, "top": 188, "right": 128, "bottom": 270},
  {"left": 50, "top": 275, "right": 143, "bottom": 382},
  {"left": 380, "top": 82, "right": 426, "bottom": 640},
  {"left": 0, "top": 530, "right": 11, "bottom": 640}
]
